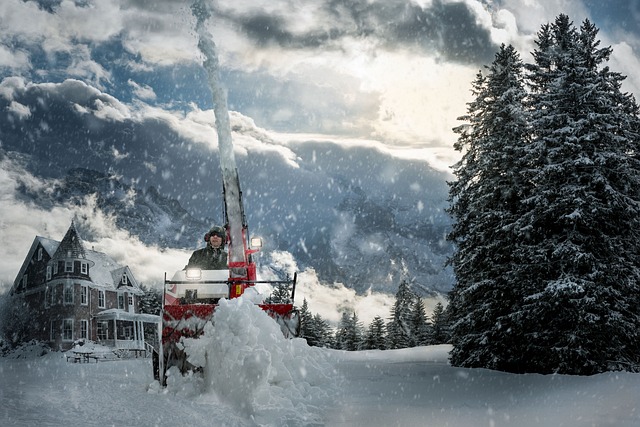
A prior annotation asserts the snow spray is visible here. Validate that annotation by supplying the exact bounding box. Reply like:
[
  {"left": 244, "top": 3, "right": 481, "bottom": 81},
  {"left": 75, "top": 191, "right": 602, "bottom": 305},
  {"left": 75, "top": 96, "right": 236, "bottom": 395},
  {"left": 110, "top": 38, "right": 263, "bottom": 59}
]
[{"left": 191, "top": 0, "right": 244, "bottom": 266}]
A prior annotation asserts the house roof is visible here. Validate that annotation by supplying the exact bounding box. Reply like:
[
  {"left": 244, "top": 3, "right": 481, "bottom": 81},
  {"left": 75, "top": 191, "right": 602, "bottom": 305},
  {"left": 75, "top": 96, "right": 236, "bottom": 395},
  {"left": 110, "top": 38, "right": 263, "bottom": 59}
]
[{"left": 12, "top": 222, "right": 143, "bottom": 295}]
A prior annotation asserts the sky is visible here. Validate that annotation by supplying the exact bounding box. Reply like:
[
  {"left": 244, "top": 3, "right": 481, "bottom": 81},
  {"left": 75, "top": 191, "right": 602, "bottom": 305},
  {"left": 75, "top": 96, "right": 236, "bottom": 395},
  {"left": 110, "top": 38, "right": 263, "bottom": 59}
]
[
  {"left": 1, "top": 0, "right": 640, "bottom": 323},
  {"left": 1, "top": 299, "right": 639, "bottom": 426},
  {"left": 2, "top": 0, "right": 639, "bottom": 157}
]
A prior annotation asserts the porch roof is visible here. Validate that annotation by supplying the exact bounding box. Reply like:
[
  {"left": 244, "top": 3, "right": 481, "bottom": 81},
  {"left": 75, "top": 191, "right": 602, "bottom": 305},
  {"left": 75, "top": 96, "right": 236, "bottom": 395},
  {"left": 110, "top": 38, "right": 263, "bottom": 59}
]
[{"left": 94, "top": 309, "right": 160, "bottom": 324}]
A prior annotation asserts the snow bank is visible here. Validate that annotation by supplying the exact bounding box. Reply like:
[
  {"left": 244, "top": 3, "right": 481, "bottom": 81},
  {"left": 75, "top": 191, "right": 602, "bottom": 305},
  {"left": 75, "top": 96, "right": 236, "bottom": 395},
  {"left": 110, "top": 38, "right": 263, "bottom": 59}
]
[{"left": 169, "top": 297, "right": 340, "bottom": 425}]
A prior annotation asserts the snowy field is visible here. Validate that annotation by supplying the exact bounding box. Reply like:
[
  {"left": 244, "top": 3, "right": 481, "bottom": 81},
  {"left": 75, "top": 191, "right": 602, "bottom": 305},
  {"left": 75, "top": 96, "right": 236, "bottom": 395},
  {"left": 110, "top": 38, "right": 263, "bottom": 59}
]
[{"left": 2, "top": 299, "right": 639, "bottom": 427}]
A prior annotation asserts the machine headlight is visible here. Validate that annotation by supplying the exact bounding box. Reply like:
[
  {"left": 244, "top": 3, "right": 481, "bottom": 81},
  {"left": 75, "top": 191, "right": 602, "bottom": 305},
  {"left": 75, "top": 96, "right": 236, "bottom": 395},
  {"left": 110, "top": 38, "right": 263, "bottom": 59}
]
[
  {"left": 185, "top": 268, "right": 202, "bottom": 281},
  {"left": 250, "top": 237, "right": 263, "bottom": 248}
]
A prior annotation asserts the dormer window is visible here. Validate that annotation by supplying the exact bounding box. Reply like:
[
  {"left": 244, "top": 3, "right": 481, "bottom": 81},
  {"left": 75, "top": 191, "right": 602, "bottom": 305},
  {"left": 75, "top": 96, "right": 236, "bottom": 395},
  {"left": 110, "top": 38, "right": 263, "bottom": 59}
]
[
  {"left": 46, "top": 266, "right": 52, "bottom": 281},
  {"left": 65, "top": 261, "right": 73, "bottom": 272},
  {"left": 122, "top": 274, "right": 128, "bottom": 285},
  {"left": 38, "top": 248, "right": 43, "bottom": 261},
  {"left": 81, "top": 262, "right": 88, "bottom": 275}
]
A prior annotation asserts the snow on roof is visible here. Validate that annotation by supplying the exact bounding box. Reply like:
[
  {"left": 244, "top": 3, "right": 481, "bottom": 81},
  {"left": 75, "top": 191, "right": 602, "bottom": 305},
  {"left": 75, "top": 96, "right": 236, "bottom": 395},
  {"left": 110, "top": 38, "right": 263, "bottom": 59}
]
[
  {"left": 38, "top": 237, "right": 60, "bottom": 256},
  {"left": 85, "top": 250, "right": 140, "bottom": 292},
  {"left": 94, "top": 308, "right": 159, "bottom": 323}
]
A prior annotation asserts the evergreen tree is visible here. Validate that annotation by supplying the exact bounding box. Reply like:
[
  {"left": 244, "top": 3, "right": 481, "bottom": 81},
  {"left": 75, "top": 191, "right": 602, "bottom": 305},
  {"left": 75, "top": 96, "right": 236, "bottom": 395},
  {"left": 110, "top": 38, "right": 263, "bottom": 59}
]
[
  {"left": 364, "top": 316, "right": 387, "bottom": 350},
  {"left": 515, "top": 15, "right": 640, "bottom": 374},
  {"left": 448, "top": 15, "right": 640, "bottom": 374},
  {"left": 138, "top": 284, "right": 162, "bottom": 315},
  {"left": 410, "top": 298, "right": 431, "bottom": 346},
  {"left": 430, "top": 302, "right": 450, "bottom": 344},
  {"left": 299, "top": 299, "right": 315, "bottom": 343},
  {"left": 447, "top": 43, "right": 530, "bottom": 370},
  {"left": 387, "top": 280, "right": 417, "bottom": 349},
  {"left": 311, "top": 314, "right": 334, "bottom": 348},
  {"left": 296, "top": 299, "right": 334, "bottom": 348},
  {"left": 335, "top": 311, "right": 364, "bottom": 351},
  {"left": 0, "top": 293, "right": 31, "bottom": 348},
  {"left": 265, "top": 284, "right": 292, "bottom": 304}
]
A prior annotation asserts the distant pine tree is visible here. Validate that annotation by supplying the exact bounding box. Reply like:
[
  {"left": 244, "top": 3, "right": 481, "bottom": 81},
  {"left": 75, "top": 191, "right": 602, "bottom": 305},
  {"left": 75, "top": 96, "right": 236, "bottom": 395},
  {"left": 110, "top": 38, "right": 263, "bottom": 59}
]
[
  {"left": 387, "top": 280, "right": 417, "bottom": 349},
  {"left": 138, "top": 284, "right": 162, "bottom": 315},
  {"left": 364, "top": 316, "right": 387, "bottom": 350},
  {"left": 410, "top": 298, "right": 431, "bottom": 346},
  {"left": 311, "top": 314, "right": 334, "bottom": 348},
  {"left": 430, "top": 302, "right": 450, "bottom": 345},
  {"left": 335, "top": 311, "right": 364, "bottom": 351},
  {"left": 299, "top": 298, "right": 314, "bottom": 342}
]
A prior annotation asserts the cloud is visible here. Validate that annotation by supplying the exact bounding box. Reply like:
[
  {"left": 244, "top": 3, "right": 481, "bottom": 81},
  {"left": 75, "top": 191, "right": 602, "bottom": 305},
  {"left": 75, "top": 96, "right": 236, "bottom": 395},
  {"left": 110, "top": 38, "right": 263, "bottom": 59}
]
[{"left": 127, "top": 79, "right": 157, "bottom": 101}]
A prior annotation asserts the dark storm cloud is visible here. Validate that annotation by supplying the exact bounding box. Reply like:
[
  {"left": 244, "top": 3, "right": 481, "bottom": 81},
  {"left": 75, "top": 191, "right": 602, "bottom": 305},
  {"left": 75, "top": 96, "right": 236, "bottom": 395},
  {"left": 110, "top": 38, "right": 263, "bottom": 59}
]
[{"left": 215, "top": 0, "right": 498, "bottom": 65}]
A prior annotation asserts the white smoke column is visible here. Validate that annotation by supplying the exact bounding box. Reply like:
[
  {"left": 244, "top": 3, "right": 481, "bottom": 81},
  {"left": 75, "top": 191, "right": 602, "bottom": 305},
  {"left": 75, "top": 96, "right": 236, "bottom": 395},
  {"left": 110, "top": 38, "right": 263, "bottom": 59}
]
[{"left": 191, "top": 0, "right": 245, "bottom": 265}]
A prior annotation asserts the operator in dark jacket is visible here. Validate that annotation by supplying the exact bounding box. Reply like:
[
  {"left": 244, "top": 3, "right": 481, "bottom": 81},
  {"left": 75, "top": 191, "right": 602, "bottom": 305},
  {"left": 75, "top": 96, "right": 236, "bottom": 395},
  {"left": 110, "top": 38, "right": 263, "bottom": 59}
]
[{"left": 185, "top": 226, "right": 228, "bottom": 270}]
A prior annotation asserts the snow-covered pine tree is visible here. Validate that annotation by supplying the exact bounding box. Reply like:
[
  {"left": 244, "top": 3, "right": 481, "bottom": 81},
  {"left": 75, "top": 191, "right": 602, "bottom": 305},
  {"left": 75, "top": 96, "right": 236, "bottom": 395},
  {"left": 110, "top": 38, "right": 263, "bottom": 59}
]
[
  {"left": 0, "top": 293, "right": 32, "bottom": 349},
  {"left": 335, "top": 311, "right": 364, "bottom": 351},
  {"left": 364, "top": 315, "right": 387, "bottom": 350},
  {"left": 138, "top": 284, "right": 162, "bottom": 315},
  {"left": 386, "top": 280, "right": 417, "bottom": 349},
  {"left": 447, "top": 43, "right": 530, "bottom": 370},
  {"left": 430, "top": 302, "right": 450, "bottom": 344},
  {"left": 515, "top": 15, "right": 640, "bottom": 374},
  {"left": 311, "top": 313, "right": 334, "bottom": 348},
  {"left": 410, "top": 298, "right": 431, "bottom": 346},
  {"left": 265, "top": 284, "right": 292, "bottom": 304}
]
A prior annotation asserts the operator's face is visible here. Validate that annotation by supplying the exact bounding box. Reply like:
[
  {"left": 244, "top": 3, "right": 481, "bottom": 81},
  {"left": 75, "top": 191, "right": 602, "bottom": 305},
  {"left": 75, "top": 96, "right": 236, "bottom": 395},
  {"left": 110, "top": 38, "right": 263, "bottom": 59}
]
[{"left": 209, "top": 234, "right": 223, "bottom": 248}]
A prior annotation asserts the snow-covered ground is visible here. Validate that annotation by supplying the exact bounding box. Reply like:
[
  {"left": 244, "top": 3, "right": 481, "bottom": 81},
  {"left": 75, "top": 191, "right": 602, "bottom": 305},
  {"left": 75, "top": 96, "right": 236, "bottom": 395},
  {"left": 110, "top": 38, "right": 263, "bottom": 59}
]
[{"left": 2, "top": 299, "right": 639, "bottom": 427}]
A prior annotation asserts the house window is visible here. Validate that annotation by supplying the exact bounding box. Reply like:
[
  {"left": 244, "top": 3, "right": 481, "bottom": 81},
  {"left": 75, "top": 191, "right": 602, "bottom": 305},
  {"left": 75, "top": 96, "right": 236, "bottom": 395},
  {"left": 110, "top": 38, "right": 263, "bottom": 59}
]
[
  {"left": 81, "top": 285, "right": 88, "bottom": 305},
  {"left": 98, "top": 290, "right": 105, "bottom": 308},
  {"left": 122, "top": 274, "right": 128, "bottom": 285},
  {"left": 53, "top": 263, "right": 58, "bottom": 275},
  {"left": 128, "top": 295, "right": 134, "bottom": 308},
  {"left": 50, "top": 321, "right": 57, "bottom": 341},
  {"left": 81, "top": 262, "right": 88, "bottom": 274},
  {"left": 21, "top": 274, "right": 27, "bottom": 289},
  {"left": 97, "top": 321, "right": 108, "bottom": 341},
  {"left": 65, "top": 261, "right": 73, "bottom": 272},
  {"left": 44, "top": 287, "right": 50, "bottom": 308},
  {"left": 38, "top": 248, "right": 43, "bottom": 261},
  {"left": 46, "top": 266, "right": 52, "bottom": 281},
  {"left": 64, "top": 284, "right": 74, "bottom": 305},
  {"left": 62, "top": 319, "right": 73, "bottom": 341},
  {"left": 80, "top": 320, "right": 89, "bottom": 340},
  {"left": 118, "top": 293, "right": 125, "bottom": 310},
  {"left": 50, "top": 285, "right": 57, "bottom": 306}
]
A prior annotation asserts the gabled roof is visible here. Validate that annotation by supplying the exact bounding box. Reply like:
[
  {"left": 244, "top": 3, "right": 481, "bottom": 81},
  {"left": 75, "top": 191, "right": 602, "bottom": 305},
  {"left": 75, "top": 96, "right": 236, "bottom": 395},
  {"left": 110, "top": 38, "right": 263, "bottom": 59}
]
[{"left": 12, "top": 236, "right": 59, "bottom": 292}]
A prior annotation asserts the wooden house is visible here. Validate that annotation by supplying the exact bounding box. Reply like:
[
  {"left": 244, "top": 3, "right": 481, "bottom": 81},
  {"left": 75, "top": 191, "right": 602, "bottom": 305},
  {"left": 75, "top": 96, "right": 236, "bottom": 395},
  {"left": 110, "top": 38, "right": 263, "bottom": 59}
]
[{"left": 10, "top": 221, "right": 159, "bottom": 352}]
